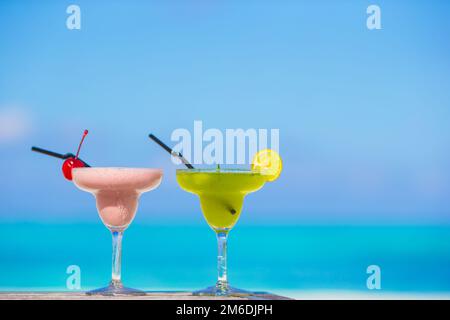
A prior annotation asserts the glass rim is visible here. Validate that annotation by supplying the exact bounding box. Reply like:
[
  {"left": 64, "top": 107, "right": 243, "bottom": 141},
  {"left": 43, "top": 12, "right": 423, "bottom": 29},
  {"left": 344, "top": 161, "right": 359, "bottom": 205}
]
[
  {"left": 73, "top": 167, "right": 163, "bottom": 171},
  {"left": 176, "top": 168, "right": 260, "bottom": 174}
]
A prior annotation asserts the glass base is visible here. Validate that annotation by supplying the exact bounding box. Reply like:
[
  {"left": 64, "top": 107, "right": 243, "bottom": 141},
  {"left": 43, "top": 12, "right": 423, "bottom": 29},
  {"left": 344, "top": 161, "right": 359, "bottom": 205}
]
[
  {"left": 86, "top": 281, "right": 145, "bottom": 296},
  {"left": 193, "top": 283, "right": 253, "bottom": 297}
]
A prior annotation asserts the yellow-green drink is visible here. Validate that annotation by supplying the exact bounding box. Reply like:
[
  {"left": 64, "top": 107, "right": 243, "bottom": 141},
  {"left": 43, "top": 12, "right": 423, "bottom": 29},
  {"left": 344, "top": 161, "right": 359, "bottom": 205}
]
[
  {"left": 176, "top": 168, "right": 269, "bottom": 296},
  {"left": 176, "top": 169, "right": 266, "bottom": 230}
]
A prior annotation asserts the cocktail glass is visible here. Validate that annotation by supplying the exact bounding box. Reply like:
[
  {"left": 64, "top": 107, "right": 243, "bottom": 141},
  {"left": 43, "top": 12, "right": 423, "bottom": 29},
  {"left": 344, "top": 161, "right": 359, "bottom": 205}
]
[
  {"left": 176, "top": 169, "right": 267, "bottom": 296},
  {"left": 72, "top": 167, "right": 163, "bottom": 295}
]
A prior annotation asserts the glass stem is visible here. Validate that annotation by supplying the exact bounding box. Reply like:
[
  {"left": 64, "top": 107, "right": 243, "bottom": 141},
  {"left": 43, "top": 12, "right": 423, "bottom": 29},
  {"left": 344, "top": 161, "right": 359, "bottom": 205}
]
[
  {"left": 216, "top": 231, "right": 229, "bottom": 291},
  {"left": 111, "top": 230, "right": 123, "bottom": 288}
]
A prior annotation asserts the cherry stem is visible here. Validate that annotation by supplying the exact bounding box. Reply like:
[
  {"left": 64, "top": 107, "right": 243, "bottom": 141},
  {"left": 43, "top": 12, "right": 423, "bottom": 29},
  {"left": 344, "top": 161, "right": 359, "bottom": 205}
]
[{"left": 75, "top": 129, "right": 89, "bottom": 159}]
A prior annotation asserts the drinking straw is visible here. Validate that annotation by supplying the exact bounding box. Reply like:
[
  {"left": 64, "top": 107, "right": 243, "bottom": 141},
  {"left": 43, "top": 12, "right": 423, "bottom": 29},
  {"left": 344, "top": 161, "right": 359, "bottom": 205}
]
[
  {"left": 149, "top": 134, "right": 238, "bottom": 215},
  {"left": 148, "top": 134, "right": 194, "bottom": 169},
  {"left": 31, "top": 146, "right": 90, "bottom": 167}
]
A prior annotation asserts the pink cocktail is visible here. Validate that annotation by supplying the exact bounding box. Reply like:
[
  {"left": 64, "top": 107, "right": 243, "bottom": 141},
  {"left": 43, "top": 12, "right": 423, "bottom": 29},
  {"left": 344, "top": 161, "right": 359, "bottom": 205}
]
[{"left": 73, "top": 167, "right": 163, "bottom": 295}]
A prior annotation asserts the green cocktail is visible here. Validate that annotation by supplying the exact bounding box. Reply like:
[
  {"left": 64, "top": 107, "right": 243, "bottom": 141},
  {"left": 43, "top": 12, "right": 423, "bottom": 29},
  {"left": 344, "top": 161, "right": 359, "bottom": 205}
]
[
  {"left": 148, "top": 132, "right": 282, "bottom": 296},
  {"left": 176, "top": 147, "right": 282, "bottom": 297},
  {"left": 177, "top": 169, "right": 266, "bottom": 230}
]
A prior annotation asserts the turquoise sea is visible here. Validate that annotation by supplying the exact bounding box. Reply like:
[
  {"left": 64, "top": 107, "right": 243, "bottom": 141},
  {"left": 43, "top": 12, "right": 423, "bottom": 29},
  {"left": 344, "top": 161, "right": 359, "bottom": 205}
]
[{"left": 1, "top": 223, "right": 450, "bottom": 296}]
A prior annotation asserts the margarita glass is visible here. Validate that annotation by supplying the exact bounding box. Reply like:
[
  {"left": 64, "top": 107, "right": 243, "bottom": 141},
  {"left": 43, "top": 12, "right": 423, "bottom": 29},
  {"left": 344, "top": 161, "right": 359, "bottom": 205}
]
[
  {"left": 176, "top": 168, "right": 268, "bottom": 296},
  {"left": 72, "top": 167, "right": 163, "bottom": 295}
]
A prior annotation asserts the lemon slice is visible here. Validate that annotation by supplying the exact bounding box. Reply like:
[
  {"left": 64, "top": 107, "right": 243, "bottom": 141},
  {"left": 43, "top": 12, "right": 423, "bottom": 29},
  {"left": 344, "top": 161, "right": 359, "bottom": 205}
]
[{"left": 251, "top": 149, "right": 282, "bottom": 181}]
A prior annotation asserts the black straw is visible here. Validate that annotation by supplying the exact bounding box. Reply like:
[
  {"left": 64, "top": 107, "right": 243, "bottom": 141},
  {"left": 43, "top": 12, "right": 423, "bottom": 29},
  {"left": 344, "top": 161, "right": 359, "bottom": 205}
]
[
  {"left": 148, "top": 134, "right": 194, "bottom": 169},
  {"left": 31, "top": 146, "right": 90, "bottom": 167},
  {"left": 31, "top": 146, "right": 67, "bottom": 159},
  {"left": 148, "top": 134, "right": 237, "bottom": 214}
]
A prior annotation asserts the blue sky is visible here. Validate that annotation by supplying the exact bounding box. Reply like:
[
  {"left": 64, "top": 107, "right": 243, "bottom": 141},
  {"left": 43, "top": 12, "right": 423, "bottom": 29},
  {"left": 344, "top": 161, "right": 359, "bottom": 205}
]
[{"left": 0, "top": 0, "right": 449, "bottom": 224}]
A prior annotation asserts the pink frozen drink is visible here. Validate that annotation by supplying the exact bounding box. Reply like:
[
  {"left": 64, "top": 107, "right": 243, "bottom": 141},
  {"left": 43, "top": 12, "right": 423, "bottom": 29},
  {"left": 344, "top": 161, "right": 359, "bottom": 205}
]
[{"left": 73, "top": 167, "right": 163, "bottom": 230}]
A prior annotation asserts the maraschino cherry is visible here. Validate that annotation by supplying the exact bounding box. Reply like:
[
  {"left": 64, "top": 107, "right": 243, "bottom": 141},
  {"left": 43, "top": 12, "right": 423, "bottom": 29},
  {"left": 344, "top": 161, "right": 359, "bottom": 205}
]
[{"left": 62, "top": 130, "right": 89, "bottom": 181}]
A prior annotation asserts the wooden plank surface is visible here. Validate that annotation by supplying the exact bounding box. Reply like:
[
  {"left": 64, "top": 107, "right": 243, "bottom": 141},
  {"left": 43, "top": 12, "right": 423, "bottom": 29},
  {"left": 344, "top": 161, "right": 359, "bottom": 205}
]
[{"left": 0, "top": 291, "right": 292, "bottom": 300}]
